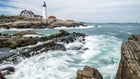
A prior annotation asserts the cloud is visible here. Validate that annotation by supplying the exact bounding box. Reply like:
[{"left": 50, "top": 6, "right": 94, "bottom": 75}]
[{"left": 0, "top": 0, "right": 140, "bottom": 22}]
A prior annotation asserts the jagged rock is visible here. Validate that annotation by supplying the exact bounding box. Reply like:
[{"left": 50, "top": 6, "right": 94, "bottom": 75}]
[
  {"left": 0, "top": 30, "right": 85, "bottom": 64},
  {"left": 13, "top": 30, "right": 36, "bottom": 36},
  {"left": 36, "top": 30, "right": 85, "bottom": 43},
  {"left": 128, "top": 34, "right": 140, "bottom": 41},
  {"left": 115, "top": 34, "right": 140, "bottom": 79},
  {"left": 18, "top": 40, "right": 66, "bottom": 57},
  {"left": 76, "top": 66, "right": 103, "bottom": 79}
]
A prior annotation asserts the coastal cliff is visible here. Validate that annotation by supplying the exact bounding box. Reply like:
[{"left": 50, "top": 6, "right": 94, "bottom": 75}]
[{"left": 115, "top": 34, "right": 140, "bottom": 79}]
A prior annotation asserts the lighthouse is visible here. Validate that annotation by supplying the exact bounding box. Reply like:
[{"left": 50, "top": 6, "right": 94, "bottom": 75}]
[{"left": 42, "top": 1, "right": 47, "bottom": 19}]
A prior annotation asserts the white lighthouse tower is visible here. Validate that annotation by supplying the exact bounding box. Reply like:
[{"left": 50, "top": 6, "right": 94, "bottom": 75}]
[{"left": 42, "top": 1, "right": 47, "bottom": 19}]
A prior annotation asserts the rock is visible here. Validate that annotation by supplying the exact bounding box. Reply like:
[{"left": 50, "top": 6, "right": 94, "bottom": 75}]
[
  {"left": 0, "top": 20, "right": 48, "bottom": 29},
  {"left": 128, "top": 34, "right": 140, "bottom": 41},
  {"left": 0, "top": 36, "right": 37, "bottom": 49},
  {"left": 95, "top": 25, "right": 98, "bottom": 27},
  {"left": 0, "top": 72, "right": 6, "bottom": 79},
  {"left": 13, "top": 30, "right": 36, "bottom": 36},
  {"left": 36, "top": 30, "right": 85, "bottom": 43},
  {"left": 10, "top": 37, "right": 37, "bottom": 49},
  {"left": 17, "top": 40, "right": 66, "bottom": 57},
  {"left": 0, "top": 30, "right": 85, "bottom": 63},
  {"left": 49, "top": 19, "right": 82, "bottom": 28},
  {"left": 76, "top": 66, "right": 103, "bottom": 79},
  {"left": 1, "top": 67, "right": 15, "bottom": 75},
  {"left": 0, "top": 38, "right": 10, "bottom": 48},
  {"left": 0, "top": 48, "right": 16, "bottom": 62},
  {"left": 0, "top": 33, "right": 2, "bottom": 36},
  {"left": 0, "top": 15, "right": 85, "bottom": 28},
  {"left": 115, "top": 34, "right": 140, "bottom": 79},
  {"left": 48, "top": 30, "right": 69, "bottom": 38},
  {"left": 0, "top": 66, "right": 15, "bottom": 79},
  {"left": 48, "top": 16, "right": 56, "bottom": 25}
]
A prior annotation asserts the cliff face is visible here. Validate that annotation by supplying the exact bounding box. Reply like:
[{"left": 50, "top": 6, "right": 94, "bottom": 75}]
[{"left": 115, "top": 34, "right": 140, "bottom": 79}]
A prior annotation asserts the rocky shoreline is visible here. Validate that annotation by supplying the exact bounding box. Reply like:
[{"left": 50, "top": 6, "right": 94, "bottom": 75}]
[
  {"left": 0, "top": 23, "right": 140, "bottom": 79},
  {"left": 0, "top": 15, "right": 86, "bottom": 29},
  {"left": 0, "top": 30, "right": 102, "bottom": 79},
  {"left": 0, "top": 30, "right": 87, "bottom": 78}
]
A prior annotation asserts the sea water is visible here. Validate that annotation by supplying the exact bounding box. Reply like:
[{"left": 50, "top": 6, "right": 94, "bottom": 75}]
[{"left": 1, "top": 23, "right": 140, "bottom": 79}]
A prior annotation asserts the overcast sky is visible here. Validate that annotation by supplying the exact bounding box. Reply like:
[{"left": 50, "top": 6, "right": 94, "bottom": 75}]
[{"left": 0, "top": 0, "right": 140, "bottom": 23}]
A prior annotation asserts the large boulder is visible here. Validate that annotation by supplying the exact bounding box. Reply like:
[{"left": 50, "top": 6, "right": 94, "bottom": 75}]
[
  {"left": 76, "top": 66, "right": 103, "bottom": 79},
  {"left": 115, "top": 34, "right": 140, "bottom": 79}
]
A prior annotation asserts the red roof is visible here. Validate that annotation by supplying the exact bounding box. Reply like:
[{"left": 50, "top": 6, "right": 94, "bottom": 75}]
[{"left": 48, "top": 16, "right": 56, "bottom": 19}]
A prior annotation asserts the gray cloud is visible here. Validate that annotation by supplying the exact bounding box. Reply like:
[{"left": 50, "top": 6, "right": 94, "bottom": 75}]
[{"left": 1, "top": 0, "right": 140, "bottom": 22}]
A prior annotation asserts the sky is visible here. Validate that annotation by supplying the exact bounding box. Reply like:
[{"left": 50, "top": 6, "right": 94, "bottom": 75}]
[{"left": 0, "top": 0, "right": 140, "bottom": 23}]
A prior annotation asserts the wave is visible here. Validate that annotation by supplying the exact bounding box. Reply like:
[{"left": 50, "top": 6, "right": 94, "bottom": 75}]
[
  {"left": 0, "top": 28, "right": 34, "bottom": 32},
  {"left": 54, "top": 25, "right": 96, "bottom": 29},
  {"left": 6, "top": 35, "right": 121, "bottom": 79}
]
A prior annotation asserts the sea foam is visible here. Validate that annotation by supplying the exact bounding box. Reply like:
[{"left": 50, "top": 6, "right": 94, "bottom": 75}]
[{"left": 6, "top": 35, "right": 121, "bottom": 79}]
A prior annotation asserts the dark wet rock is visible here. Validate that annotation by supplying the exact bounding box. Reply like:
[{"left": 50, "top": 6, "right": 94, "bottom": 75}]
[
  {"left": 0, "top": 30, "right": 86, "bottom": 64},
  {"left": 0, "top": 66, "right": 15, "bottom": 79},
  {"left": 36, "top": 30, "right": 85, "bottom": 43},
  {"left": 13, "top": 30, "right": 36, "bottom": 36},
  {"left": 51, "top": 31, "right": 85, "bottom": 43},
  {"left": 0, "top": 72, "right": 6, "bottom": 79},
  {"left": 0, "top": 48, "right": 16, "bottom": 62},
  {"left": 0, "top": 33, "right": 2, "bottom": 36},
  {"left": 48, "top": 30, "right": 69, "bottom": 38},
  {"left": 115, "top": 34, "right": 140, "bottom": 79},
  {"left": 76, "top": 66, "right": 103, "bottom": 79},
  {"left": 95, "top": 25, "right": 98, "bottom": 27},
  {"left": 17, "top": 40, "right": 66, "bottom": 57},
  {"left": 68, "top": 45, "right": 83, "bottom": 50},
  {"left": 0, "top": 67, "right": 15, "bottom": 75}
]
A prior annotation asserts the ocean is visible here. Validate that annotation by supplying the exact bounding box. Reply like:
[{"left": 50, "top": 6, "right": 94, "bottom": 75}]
[{"left": 1, "top": 23, "right": 140, "bottom": 79}]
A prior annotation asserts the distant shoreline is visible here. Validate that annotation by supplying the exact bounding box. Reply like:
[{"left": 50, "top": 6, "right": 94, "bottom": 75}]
[{"left": 0, "top": 15, "right": 86, "bottom": 29}]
